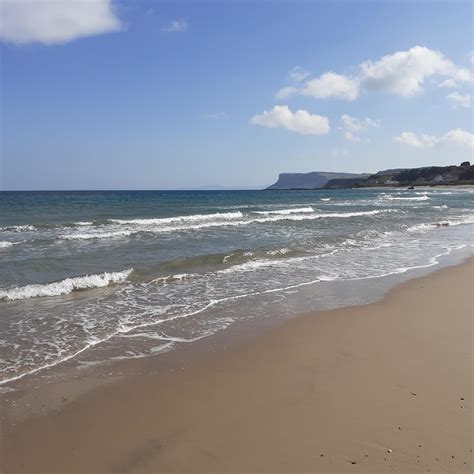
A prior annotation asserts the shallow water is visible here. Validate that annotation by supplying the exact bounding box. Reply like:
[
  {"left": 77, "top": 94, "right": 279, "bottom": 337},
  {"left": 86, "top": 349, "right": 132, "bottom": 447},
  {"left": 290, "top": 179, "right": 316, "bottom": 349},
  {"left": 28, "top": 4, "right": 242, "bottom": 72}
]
[{"left": 1, "top": 188, "right": 473, "bottom": 384}]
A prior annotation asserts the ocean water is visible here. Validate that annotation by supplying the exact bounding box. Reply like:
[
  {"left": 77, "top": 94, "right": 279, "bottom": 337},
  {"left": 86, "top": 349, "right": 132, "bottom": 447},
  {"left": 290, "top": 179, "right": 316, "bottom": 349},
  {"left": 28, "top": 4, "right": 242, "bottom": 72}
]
[{"left": 0, "top": 188, "right": 473, "bottom": 385}]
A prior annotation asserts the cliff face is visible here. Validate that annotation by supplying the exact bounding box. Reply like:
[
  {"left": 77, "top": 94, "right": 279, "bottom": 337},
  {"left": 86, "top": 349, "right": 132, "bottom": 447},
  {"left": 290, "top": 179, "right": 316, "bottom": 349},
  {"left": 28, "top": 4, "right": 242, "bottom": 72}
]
[
  {"left": 266, "top": 172, "right": 367, "bottom": 190},
  {"left": 267, "top": 162, "right": 474, "bottom": 190}
]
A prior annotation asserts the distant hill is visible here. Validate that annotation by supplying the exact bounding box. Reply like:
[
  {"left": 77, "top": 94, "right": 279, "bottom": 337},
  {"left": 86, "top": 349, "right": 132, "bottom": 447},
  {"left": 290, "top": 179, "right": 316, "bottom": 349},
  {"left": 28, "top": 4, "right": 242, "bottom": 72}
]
[
  {"left": 266, "top": 172, "right": 369, "bottom": 190},
  {"left": 363, "top": 161, "right": 473, "bottom": 186},
  {"left": 266, "top": 162, "right": 474, "bottom": 190}
]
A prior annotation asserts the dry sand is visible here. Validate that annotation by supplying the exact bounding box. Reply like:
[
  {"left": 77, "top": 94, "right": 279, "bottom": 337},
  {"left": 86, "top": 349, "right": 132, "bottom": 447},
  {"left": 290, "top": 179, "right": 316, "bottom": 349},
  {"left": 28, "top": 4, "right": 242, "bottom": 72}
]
[{"left": 1, "top": 259, "right": 473, "bottom": 473}]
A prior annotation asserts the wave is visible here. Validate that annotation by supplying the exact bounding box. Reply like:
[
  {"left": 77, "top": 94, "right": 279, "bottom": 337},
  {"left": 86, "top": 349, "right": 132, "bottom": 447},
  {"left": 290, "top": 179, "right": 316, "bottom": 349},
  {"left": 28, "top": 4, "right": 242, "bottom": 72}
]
[
  {"left": 407, "top": 215, "right": 474, "bottom": 233},
  {"left": 0, "top": 224, "right": 36, "bottom": 232},
  {"left": 381, "top": 195, "right": 430, "bottom": 201},
  {"left": 253, "top": 207, "right": 314, "bottom": 215},
  {"left": 320, "top": 198, "right": 331, "bottom": 201},
  {"left": 60, "top": 230, "right": 133, "bottom": 241},
  {"left": 267, "top": 248, "right": 291, "bottom": 255},
  {"left": 0, "top": 241, "right": 13, "bottom": 249},
  {"left": 260, "top": 209, "right": 390, "bottom": 221},
  {"left": 151, "top": 273, "right": 195, "bottom": 284},
  {"left": 0, "top": 269, "right": 133, "bottom": 301},
  {"left": 111, "top": 212, "right": 243, "bottom": 226},
  {"left": 56, "top": 209, "right": 394, "bottom": 241}
]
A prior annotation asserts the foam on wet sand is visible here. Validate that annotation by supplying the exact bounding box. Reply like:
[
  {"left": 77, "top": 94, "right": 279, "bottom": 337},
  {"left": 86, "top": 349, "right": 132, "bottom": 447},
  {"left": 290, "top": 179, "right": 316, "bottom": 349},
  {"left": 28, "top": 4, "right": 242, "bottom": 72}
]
[{"left": 1, "top": 259, "right": 472, "bottom": 472}]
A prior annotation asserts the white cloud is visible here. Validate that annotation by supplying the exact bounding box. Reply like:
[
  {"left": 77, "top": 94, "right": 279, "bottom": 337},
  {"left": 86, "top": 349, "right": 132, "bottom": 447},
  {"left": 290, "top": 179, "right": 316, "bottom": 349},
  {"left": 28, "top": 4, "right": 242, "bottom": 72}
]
[
  {"left": 249, "top": 105, "right": 329, "bottom": 135},
  {"left": 447, "top": 91, "right": 472, "bottom": 108},
  {"left": 301, "top": 72, "right": 360, "bottom": 101},
  {"left": 275, "top": 46, "right": 472, "bottom": 102},
  {"left": 439, "top": 79, "right": 458, "bottom": 89},
  {"left": 443, "top": 129, "right": 474, "bottom": 147},
  {"left": 360, "top": 46, "right": 471, "bottom": 97},
  {"left": 275, "top": 86, "right": 297, "bottom": 100},
  {"left": 0, "top": 0, "right": 121, "bottom": 45},
  {"left": 289, "top": 66, "right": 310, "bottom": 83},
  {"left": 161, "top": 19, "right": 187, "bottom": 33},
  {"left": 395, "top": 129, "right": 474, "bottom": 149},
  {"left": 395, "top": 132, "right": 438, "bottom": 149},
  {"left": 340, "top": 114, "right": 380, "bottom": 141}
]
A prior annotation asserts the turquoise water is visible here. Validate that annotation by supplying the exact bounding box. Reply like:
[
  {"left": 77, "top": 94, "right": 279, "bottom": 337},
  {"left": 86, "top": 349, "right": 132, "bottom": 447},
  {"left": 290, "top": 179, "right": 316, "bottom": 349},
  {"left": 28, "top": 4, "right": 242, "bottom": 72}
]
[{"left": 0, "top": 189, "right": 473, "bottom": 384}]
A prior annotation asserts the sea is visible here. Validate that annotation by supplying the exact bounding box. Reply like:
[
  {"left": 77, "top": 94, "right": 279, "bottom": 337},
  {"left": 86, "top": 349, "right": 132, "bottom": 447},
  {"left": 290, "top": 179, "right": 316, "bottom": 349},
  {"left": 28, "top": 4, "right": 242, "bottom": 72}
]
[{"left": 0, "top": 188, "right": 473, "bottom": 386}]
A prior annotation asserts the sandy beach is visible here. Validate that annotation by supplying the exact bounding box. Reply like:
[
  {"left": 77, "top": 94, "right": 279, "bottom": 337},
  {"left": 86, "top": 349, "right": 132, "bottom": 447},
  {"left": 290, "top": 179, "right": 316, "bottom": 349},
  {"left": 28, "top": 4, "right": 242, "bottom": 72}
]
[{"left": 1, "top": 259, "right": 472, "bottom": 473}]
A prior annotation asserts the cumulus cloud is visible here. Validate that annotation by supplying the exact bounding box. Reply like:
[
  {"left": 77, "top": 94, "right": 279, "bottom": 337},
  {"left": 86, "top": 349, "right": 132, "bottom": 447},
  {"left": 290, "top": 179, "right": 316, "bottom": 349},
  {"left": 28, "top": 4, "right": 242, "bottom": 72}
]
[
  {"left": 395, "top": 132, "right": 438, "bottom": 149},
  {"left": 340, "top": 114, "right": 380, "bottom": 141},
  {"left": 161, "top": 19, "right": 187, "bottom": 33},
  {"left": 443, "top": 129, "right": 474, "bottom": 147},
  {"left": 301, "top": 72, "right": 360, "bottom": 101},
  {"left": 275, "top": 46, "right": 472, "bottom": 102},
  {"left": 447, "top": 91, "right": 472, "bottom": 108},
  {"left": 395, "top": 129, "right": 474, "bottom": 149},
  {"left": 249, "top": 105, "right": 330, "bottom": 135},
  {"left": 0, "top": 0, "right": 121, "bottom": 45},
  {"left": 360, "top": 46, "right": 471, "bottom": 97}
]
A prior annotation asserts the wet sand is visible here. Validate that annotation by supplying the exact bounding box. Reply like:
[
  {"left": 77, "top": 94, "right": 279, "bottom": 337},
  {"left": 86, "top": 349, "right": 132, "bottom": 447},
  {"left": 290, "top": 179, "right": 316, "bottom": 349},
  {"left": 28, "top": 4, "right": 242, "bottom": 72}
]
[{"left": 1, "top": 259, "right": 473, "bottom": 472}]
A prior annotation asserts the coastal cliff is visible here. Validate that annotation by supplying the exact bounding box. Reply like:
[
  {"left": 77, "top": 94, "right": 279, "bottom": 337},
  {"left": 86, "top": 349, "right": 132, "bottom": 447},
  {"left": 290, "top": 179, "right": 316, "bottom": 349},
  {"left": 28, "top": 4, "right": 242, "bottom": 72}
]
[
  {"left": 267, "top": 162, "right": 474, "bottom": 190},
  {"left": 266, "top": 172, "right": 368, "bottom": 190}
]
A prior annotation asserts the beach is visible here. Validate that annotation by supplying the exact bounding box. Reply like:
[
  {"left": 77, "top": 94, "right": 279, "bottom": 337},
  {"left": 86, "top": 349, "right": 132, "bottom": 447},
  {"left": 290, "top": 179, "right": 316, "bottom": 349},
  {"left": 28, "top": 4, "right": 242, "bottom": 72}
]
[
  {"left": 2, "top": 258, "right": 472, "bottom": 473},
  {"left": 2, "top": 1, "right": 474, "bottom": 471}
]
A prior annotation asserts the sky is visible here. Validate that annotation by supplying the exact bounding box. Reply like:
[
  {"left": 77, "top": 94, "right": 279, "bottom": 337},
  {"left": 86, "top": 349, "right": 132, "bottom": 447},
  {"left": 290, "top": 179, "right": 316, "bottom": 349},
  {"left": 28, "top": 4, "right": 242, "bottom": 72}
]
[{"left": 1, "top": 0, "right": 473, "bottom": 190}]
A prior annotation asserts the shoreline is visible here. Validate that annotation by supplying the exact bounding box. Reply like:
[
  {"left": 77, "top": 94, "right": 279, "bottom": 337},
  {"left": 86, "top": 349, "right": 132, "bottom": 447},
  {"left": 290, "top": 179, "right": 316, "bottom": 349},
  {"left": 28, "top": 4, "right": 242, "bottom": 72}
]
[
  {"left": 1, "top": 258, "right": 473, "bottom": 472},
  {"left": 1, "top": 245, "right": 470, "bottom": 390}
]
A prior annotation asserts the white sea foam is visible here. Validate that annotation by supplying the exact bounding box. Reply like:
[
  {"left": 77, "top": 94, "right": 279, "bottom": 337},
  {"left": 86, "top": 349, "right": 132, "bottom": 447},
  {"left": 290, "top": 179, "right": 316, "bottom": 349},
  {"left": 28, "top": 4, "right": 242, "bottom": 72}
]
[
  {"left": 0, "top": 241, "right": 13, "bottom": 249},
  {"left": 407, "top": 215, "right": 474, "bottom": 233},
  {"left": 320, "top": 198, "right": 331, "bottom": 201},
  {"left": 258, "top": 209, "right": 389, "bottom": 221},
  {"left": 111, "top": 212, "right": 243, "bottom": 226},
  {"left": 381, "top": 195, "right": 430, "bottom": 201},
  {"left": 0, "top": 269, "right": 133, "bottom": 301},
  {"left": 151, "top": 273, "right": 195, "bottom": 284},
  {"left": 54, "top": 209, "right": 394, "bottom": 241},
  {"left": 267, "top": 248, "right": 290, "bottom": 255},
  {"left": 60, "top": 230, "right": 132, "bottom": 240},
  {"left": 0, "top": 224, "right": 36, "bottom": 232},
  {"left": 253, "top": 207, "right": 314, "bottom": 215}
]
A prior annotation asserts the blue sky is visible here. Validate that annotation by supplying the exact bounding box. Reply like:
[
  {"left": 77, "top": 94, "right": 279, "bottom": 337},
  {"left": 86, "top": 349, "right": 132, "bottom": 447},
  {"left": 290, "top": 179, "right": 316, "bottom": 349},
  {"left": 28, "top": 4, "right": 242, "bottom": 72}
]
[{"left": 1, "top": 0, "right": 473, "bottom": 190}]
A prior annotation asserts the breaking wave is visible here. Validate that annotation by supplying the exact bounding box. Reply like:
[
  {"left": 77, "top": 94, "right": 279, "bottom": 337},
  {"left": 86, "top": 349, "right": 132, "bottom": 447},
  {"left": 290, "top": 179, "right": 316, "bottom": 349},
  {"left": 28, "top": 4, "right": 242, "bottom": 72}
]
[
  {"left": 253, "top": 207, "right": 314, "bottom": 215},
  {"left": 0, "top": 269, "right": 133, "bottom": 301},
  {"left": 60, "top": 230, "right": 133, "bottom": 241},
  {"left": 381, "top": 195, "right": 430, "bottom": 201},
  {"left": 110, "top": 212, "right": 244, "bottom": 225}
]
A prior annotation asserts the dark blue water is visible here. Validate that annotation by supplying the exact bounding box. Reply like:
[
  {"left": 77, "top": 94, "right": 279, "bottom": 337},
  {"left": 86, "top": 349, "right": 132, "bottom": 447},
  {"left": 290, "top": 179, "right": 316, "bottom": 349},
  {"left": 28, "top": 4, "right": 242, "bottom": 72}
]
[{"left": 0, "top": 188, "right": 473, "bottom": 384}]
